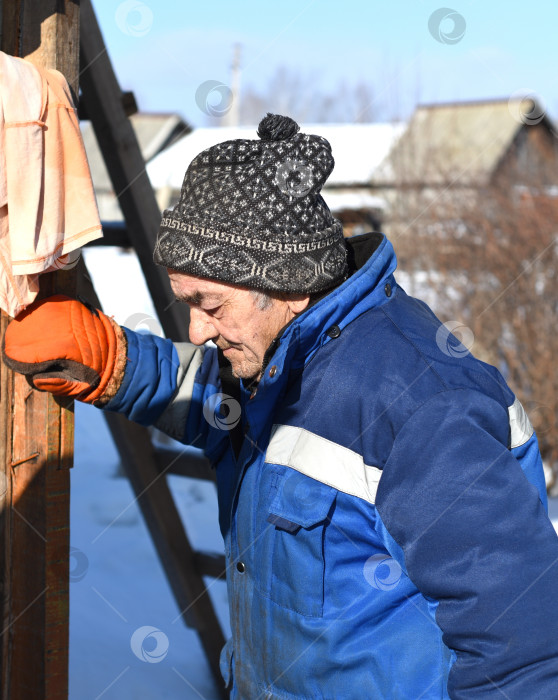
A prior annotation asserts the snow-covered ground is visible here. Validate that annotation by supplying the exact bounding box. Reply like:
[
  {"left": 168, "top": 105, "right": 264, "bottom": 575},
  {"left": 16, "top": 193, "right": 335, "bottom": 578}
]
[
  {"left": 70, "top": 402, "right": 228, "bottom": 700},
  {"left": 70, "top": 248, "right": 558, "bottom": 699}
]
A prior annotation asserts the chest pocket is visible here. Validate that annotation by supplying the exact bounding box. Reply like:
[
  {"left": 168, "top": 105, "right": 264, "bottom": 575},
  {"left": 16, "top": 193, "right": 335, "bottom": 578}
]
[{"left": 255, "top": 467, "right": 337, "bottom": 618}]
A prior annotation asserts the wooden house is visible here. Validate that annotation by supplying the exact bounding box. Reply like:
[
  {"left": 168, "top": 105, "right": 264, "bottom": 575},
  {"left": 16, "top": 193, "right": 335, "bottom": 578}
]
[{"left": 372, "top": 98, "right": 558, "bottom": 239}]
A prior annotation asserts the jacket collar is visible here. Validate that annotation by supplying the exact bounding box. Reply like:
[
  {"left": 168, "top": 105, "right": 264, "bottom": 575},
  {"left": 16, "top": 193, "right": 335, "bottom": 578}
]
[
  {"left": 232, "top": 232, "right": 397, "bottom": 400},
  {"left": 265, "top": 232, "right": 397, "bottom": 374}
]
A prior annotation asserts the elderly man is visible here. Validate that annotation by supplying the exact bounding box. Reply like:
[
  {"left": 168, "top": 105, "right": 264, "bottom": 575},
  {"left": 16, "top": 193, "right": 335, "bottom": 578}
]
[{"left": 4, "top": 114, "right": 558, "bottom": 699}]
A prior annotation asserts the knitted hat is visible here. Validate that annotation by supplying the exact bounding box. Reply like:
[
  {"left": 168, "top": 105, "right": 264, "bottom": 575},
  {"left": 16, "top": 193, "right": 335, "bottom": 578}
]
[{"left": 153, "top": 114, "right": 347, "bottom": 294}]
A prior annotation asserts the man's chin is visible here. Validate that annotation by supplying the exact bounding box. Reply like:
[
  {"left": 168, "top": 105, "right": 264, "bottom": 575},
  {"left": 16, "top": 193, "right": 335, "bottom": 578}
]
[
  {"left": 230, "top": 366, "right": 257, "bottom": 381},
  {"left": 228, "top": 359, "right": 261, "bottom": 382}
]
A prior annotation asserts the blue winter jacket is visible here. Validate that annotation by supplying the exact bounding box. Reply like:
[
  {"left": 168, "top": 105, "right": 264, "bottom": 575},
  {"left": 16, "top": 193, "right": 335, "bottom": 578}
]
[{"left": 104, "top": 233, "right": 558, "bottom": 699}]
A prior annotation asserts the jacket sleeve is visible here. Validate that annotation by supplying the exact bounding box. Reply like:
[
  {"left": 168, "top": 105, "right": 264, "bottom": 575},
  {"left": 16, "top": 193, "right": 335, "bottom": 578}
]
[
  {"left": 375, "top": 388, "right": 558, "bottom": 699},
  {"left": 102, "top": 328, "right": 221, "bottom": 450}
]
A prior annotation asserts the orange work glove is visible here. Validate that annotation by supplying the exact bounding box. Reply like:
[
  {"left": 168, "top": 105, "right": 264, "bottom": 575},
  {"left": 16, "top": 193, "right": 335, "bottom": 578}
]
[{"left": 2, "top": 295, "right": 127, "bottom": 405}]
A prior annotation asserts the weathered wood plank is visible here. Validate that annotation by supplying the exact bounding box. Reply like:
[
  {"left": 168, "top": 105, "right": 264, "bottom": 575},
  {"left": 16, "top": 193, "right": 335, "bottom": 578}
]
[
  {"left": 0, "top": 313, "right": 14, "bottom": 700},
  {"left": 0, "top": 1, "right": 79, "bottom": 697}
]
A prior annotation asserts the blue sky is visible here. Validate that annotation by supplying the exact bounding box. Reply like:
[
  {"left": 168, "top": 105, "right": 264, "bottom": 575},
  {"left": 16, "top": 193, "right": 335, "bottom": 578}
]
[{"left": 92, "top": 0, "right": 558, "bottom": 126}]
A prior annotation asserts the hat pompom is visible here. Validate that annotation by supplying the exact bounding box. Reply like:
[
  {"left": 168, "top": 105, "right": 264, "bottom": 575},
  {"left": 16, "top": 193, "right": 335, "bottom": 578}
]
[{"left": 257, "top": 113, "right": 300, "bottom": 141}]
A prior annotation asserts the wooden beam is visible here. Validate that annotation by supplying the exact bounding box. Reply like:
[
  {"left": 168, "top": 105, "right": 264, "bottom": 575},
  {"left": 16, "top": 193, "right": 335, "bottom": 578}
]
[
  {"left": 153, "top": 447, "right": 213, "bottom": 481},
  {"left": 77, "top": 90, "right": 138, "bottom": 121},
  {"left": 194, "top": 552, "right": 227, "bottom": 580},
  {"left": 104, "top": 413, "right": 227, "bottom": 694},
  {"left": 0, "top": 2, "right": 79, "bottom": 698},
  {"left": 85, "top": 222, "right": 131, "bottom": 248},
  {"left": 78, "top": 0, "right": 189, "bottom": 343}
]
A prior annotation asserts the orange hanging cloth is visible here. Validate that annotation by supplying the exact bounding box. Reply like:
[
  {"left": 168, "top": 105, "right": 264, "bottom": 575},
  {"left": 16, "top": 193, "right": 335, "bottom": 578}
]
[{"left": 0, "top": 51, "right": 103, "bottom": 317}]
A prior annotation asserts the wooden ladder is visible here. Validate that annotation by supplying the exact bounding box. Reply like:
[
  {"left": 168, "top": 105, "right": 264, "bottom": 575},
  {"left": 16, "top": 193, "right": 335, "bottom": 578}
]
[{"left": 79, "top": 1, "right": 228, "bottom": 696}]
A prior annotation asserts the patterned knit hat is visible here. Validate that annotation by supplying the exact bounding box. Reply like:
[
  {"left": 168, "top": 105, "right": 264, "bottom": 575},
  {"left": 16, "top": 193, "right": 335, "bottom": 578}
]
[{"left": 153, "top": 114, "right": 347, "bottom": 294}]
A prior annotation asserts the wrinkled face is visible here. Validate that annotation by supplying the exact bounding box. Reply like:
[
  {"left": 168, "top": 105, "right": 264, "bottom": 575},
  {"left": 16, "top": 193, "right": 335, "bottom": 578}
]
[{"left": 168, "top": 271, "right": 309, "bottom": 380}]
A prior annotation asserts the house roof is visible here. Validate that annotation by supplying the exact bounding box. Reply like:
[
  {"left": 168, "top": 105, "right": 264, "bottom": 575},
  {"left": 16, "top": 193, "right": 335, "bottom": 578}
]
[
  {"left": 146, "top": 122, "right": 405, "bottom": 191},
  {"left": 324, "top": 190, "right": 386, "bottom": 213},
  {"left": 373, "top": 98, "right": 551, "bottom": 187},
  {"left": 82, "top": 112, "right": 191, "bottom": 193}
]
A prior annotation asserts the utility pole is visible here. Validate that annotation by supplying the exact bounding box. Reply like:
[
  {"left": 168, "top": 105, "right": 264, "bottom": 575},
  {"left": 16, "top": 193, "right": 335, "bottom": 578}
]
[
  {"left": 224, "top": 42, "right": 242, "bottom": 127},
  {"left": 0, "top": 1, "right": 79, "bottom": 698}
]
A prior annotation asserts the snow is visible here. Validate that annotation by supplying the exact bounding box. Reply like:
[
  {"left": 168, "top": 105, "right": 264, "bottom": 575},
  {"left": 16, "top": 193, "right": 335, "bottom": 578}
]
[
  {"left": 70, "top": 247, "right": 558, "bottom": 698},
  {"left": 323, "top": 190, "right": 386, "bottom": 213},
  {"left": 70, "top": 402, "right": 228, "bottom": 700},
  {"left": 300, "top": 123, "right": 406, "bottom": 186},
  {"left": 82, "top": 247, "right": 158, "bottom": 329}
]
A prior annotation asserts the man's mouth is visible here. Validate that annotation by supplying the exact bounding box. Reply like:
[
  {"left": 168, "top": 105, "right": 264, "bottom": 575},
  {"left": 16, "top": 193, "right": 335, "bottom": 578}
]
[{"left": 221, "top": 346, "right": 240, "bottom": 355}]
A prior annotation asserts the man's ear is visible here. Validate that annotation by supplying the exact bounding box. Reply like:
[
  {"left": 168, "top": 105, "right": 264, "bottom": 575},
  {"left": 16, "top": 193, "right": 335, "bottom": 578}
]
[{"left": 285, "top": 294, "right": 311, "bottom": 315}]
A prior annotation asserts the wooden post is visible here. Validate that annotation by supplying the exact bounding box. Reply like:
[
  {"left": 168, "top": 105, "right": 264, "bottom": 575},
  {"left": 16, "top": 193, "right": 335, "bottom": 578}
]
[{"left": 0, "top": 2, "right": 80, "bottom": 698}]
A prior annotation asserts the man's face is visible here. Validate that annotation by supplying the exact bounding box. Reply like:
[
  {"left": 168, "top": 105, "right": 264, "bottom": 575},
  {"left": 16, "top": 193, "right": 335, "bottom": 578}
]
[{"left": 168, "top": 271, "right": 309, "bottom": 380}]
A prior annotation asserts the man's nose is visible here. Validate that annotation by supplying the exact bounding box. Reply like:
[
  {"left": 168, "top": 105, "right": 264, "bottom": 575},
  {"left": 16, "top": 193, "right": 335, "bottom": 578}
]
[{"left": 188, "top": 308, "right": 217, "bottom": 345}]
